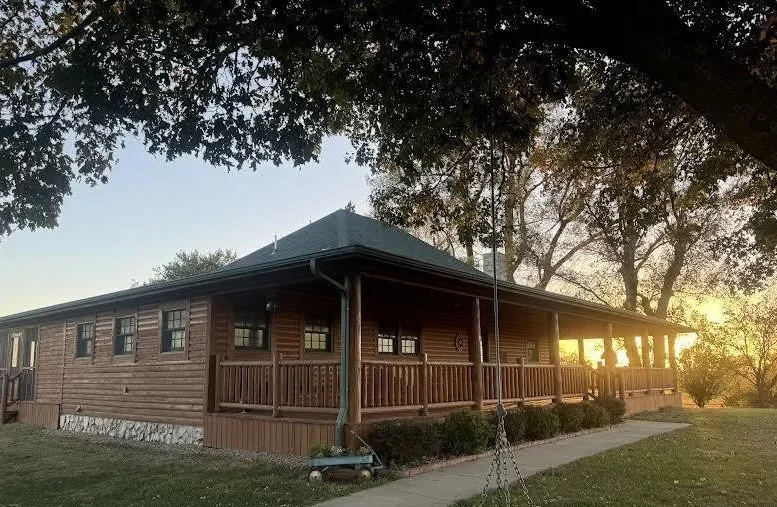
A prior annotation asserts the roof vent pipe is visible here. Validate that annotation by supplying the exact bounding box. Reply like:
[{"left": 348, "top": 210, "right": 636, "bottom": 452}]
[
  {"left": 271, "top": 235, "right": 278, "bottom": 255},
  {"left": 309, "top": 258, "right": 349, "bottom": 448}
]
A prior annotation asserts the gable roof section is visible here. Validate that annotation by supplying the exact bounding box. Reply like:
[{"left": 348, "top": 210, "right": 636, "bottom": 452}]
[{"left": 224, "top": 209, "right": 485, "bottom": 277}]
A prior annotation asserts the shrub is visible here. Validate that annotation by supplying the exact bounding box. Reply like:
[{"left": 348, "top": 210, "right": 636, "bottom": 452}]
[
  {"left": 441, "top": 411, "right": 491, "bottom": 456},
  {"left": 552, "top": 403, "right": 585, "bottom": 433},
  {"left": 309, "top": 441, "right": 331, "bottom": 457},
  {"left": 369, "top": 420, "right": 443, "bottom": 466},
  {"left": 594, "top": 395, "right": 626, "bottom": 424},
  {"left": 580, "top": 401, "right": 610, "bottom": 429},
  {"left": 503, "top": 408, "right": 527, "bottom": 444},
  {"left": 523, "top": 406, "right": 561, "bottom": 441}
]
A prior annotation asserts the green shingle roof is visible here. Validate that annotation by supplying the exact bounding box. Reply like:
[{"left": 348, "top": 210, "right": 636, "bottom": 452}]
[{"left": 223, "top": 209, "right": 486, "bottom": 277}]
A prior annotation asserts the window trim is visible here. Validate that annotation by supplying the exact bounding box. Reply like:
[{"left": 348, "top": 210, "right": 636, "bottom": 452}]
[
  {"left": 377, "top": 321, "right": 421, "bottom": 356},
  {"left": 233, "top": 308, "right": 270, "bottom": 352},
  {"left": 75, "top": 321, "right": 96, "bottom": 360},
  {"left": 113, "top": 312, "right": 138, "bottom": 361},
  {"left": 302, "top": 314, "right": 333, "bottom": 353},
  {"left": 159, "top": 303, "right": 190, "bottom": 359}
]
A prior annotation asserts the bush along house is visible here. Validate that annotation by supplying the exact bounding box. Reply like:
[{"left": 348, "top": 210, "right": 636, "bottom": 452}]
[{"left": 0, "top": 210, "right": 688, "bottom": 454}]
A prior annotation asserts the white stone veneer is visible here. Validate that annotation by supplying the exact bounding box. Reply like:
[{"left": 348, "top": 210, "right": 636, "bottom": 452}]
[{"left": 59, "top": 414, "right": 203, "bottom": 445}]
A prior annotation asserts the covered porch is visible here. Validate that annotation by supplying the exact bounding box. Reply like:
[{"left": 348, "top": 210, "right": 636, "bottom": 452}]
[{"left": 202, "top": 265, "right": 684, "bottom": 454}]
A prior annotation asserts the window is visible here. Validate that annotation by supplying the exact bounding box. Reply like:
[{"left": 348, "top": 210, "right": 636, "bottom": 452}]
[
  {"left": 234, "top": 310, "right": 269, "bottom": 350},
  {"left": 115, "top": 316, "right": 136, "bottom": 356},
  {"left": 161, "top": 309, "right": 187, "bottom": 353},
  {"left": 526, "top": 340, "right": 539, "bottom": 362},
  {"left": 401, "top": 327, "right": 419, "bottom": 355},
  {"left": 76, "top": 323, "right": 94, "bottom": 358},
  {"left": 10, "top": 331, "right": 21, "bottom": 366},
  {"left": 21, "top": 328, "right": 37, "bottom": 368},
  {"left": 377, "top": 322, "right": 420, "bottom": 356},
  {"left": 377, "top": 327, "right": 397, "bottom": 354},
  {"left": 304, "top": 317, "right": 332, "bottom": 352}
]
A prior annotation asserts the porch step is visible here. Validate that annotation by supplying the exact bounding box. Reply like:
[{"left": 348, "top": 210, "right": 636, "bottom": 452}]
[{"left": 2, "top": 409, "right": 17, "bottom": 424}]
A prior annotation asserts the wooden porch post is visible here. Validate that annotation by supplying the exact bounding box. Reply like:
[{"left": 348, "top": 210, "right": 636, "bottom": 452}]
[
  {"left": 471, "top": 297, "right": 484, "bottom": 411},
  {"left": 654, "top": 334, "right": 666, "bottom": 369},
  {"left": 518, "top": 357, "right": 526, "bottom": 405},
  {"left": 272, "top": 351, "right": 281, "bottom": 417},
  {"left": 642, "top": 329, "right": 652, "bottom": 394},
  {"left": 549, "top": 311, "right": 563, "bottom": 404},
  {"left": 0, "top": 374, "right": 7, "bottom": 425},
  {"left": 577, "top": 338, "right": 586, "bottom": 366},
  {"left": 604, "top": 323, "right": 616, "bottom": 368},
  {"left": 668, "top": 332, "right": 678, "bottom": 393},
  {"left": 214, "top": 353, "right": 223, "bottom": 413},
  {"left": 347, "top": 274, "right": 362, "bottom": 425},
  {"left": 421, "top": 353, "right": 429, "bottom": 415}
]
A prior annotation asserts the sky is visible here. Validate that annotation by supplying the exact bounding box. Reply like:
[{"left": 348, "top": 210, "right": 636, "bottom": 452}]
[{"left": 0, "top": 136, "right": 370, "bottom": 316}]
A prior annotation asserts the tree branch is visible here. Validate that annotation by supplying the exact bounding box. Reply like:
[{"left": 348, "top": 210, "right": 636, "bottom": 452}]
[{"left": 0, "top": 0, "right": 118, "bottom": 70}]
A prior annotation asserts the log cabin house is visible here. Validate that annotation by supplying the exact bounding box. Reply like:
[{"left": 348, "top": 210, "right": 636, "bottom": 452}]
[{"left": 0, "top": 209, "right": 688, "bottom": 455}]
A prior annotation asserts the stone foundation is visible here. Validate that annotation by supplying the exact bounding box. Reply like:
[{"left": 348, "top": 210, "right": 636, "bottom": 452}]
[{"left": 59, "top": 414, "right": 203, "bottom": 445}]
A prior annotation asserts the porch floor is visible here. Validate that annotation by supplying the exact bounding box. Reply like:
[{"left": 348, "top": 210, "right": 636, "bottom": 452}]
[{"left": 313, "top": 419, "right": 689, "bottom": 507}]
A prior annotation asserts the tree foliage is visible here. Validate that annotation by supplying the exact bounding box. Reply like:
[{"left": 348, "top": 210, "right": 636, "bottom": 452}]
[
  {"left": 678, "top": 340, "right": 730, "bottom": 408},
  {"left": 711, "top": 295, "right": 777, "bottom": 408},
  {"left": 2, "top": 0, "right": 776, "bottom": 275},
  {"left": 134, "top": 249, "right": 238, "bottom": 286}
]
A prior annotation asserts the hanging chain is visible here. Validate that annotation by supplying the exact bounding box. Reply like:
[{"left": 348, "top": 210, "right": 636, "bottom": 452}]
[
  {"left": 477, "top": 4, "right": 535, "bottom": 503},
  {"left": 477, "top": 405, "right": 536, "bottom": 507}
]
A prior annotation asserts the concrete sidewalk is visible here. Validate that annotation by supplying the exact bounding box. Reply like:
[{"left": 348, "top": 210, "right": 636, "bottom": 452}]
[{"left": 313, "top": 419, "right": 689, "bottom": 507}]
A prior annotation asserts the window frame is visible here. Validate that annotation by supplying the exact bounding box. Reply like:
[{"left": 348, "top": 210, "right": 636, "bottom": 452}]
[
  {"left": 160, "top": 307, "right": 188, "bottom": 357},
  {"left": 233, "top": 309, "right": 270, "bottom": 352},
  {"left": 75, "top": 322, "right": 95, "bottom": 360},
  {"left": 377, "top": 326, "right": 398, "bottom": 355},
  {"left": 303, "top": 315, "right": 333, "bottom": 353},
  {"left": 377, "top": 321, "right": 421, "bottom": 357},
  {"left": 114, "top": 313, "right": 137, "bottom": 359}
]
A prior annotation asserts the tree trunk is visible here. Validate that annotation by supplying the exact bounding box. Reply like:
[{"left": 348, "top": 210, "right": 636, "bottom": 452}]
[
  {"left": 619, "top": 245, "right": 643, "bottom": 366},
  {"left": 548, "top": 1, "right": 777, "bottom": 173},
  {"left": 655, "top": 237, "right": 689, "bottom": 319},
  {"left": 757, "top": 385, "right": 771, "bottom": 408},
  {"left": 502, "top": 156, "right": 520, "bottom": 280},
  {"left": 465, "top": 240, "right": 475, "bottom": 267}
]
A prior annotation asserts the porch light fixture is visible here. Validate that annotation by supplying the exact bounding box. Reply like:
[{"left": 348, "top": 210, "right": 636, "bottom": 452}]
[{"left": 266, "top": 291, "right": 278, "bottom": 311}]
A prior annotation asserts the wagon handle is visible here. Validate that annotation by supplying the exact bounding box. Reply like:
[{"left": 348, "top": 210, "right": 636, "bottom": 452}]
[{"left": 349, "top": 430, "right": 384, "bottom": 469}]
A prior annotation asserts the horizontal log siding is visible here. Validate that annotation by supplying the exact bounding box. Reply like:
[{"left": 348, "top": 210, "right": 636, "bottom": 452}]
[
  {"left": 211, "top": 290, "right": 340, "bottom": 361},
  {"left": 35, "top": 322, "right": 65, "bottom": 404},
  {"left": 6, "top": 297, "right": 210, "bottom": 427},
  {"left": 361, "top": 282, "right": 472, "bottom": 362},
  {"left": 482, "top": 303, "right": 551, "bottom": 364}
]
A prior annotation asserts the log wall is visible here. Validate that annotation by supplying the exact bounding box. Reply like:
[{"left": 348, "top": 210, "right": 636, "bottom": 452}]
[{"left": 4, "top": 297, "right": 209, "bottom": 427}]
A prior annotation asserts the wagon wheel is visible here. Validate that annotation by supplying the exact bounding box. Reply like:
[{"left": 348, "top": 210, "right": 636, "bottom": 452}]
[
  {"left": 356, "top": 467, "right": 373, "bottom": 482},
  {"left": 308, "top": 468, "right": 324, "bottom": 483}
]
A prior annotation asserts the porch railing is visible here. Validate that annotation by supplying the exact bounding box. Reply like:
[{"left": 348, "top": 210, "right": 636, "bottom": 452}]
[
  {"left": 0, "top": 370, "right": 28, "bottom": 424},
  {"left": 215, "top": 355, "right": 341, "bottom": 415},
  {"left": 214, "top": 355, "right": 677, "bottom": 417},
  {"left": 361, "top": 360, "right": 422, "bottom": 412},
  {"left": 618, "top": 367, "right": 650, "bottom": 394}
]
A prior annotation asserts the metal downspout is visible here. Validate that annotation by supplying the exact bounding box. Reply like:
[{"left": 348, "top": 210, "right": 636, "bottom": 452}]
[{"left": 309, "top": 259, "right": 349, "bottom": 448}]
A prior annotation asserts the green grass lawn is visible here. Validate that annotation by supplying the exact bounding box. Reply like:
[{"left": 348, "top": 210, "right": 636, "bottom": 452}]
[
  {"left": 454, "top": 407, "right": 777, "bottom": 506},
  {"left": 0, "top": 424, "right": 381, "bottom": 507}
]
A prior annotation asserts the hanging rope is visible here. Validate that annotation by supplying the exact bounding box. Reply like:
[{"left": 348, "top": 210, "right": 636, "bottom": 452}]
[{"left": 477, "top": 6, "right": 535, "bottom": 505}]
